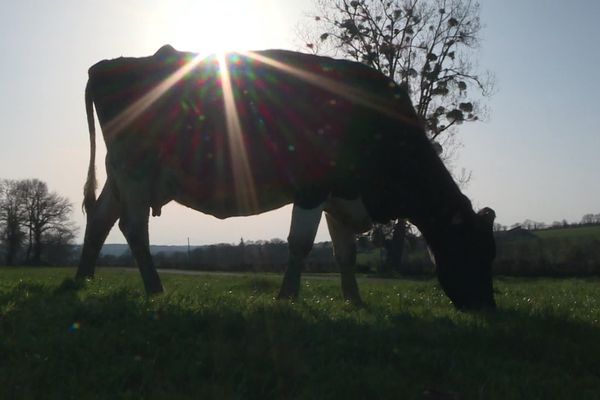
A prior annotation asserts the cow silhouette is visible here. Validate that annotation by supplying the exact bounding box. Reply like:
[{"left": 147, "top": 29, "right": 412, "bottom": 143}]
[{"left": 76, "top": 45, "right": 496, "bottom": 309}]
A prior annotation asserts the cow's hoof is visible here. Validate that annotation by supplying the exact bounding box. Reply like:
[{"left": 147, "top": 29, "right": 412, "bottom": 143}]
[{"left": 75, "top": 270, "right": 94, "bottom": 281}]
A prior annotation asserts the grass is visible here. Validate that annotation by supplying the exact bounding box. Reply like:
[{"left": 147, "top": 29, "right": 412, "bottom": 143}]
[{"left": 0, "top": 268, "right": 599, "bottom": 399}]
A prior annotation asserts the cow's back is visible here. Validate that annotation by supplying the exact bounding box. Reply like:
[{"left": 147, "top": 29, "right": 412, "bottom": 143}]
[{"left": 87, "top": 47, "right": 427, "bottom": 218}]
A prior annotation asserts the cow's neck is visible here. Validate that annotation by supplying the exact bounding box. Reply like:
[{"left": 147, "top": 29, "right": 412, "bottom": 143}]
[{"left": 406, "top": 152, "right": 473, "bottom": 248}]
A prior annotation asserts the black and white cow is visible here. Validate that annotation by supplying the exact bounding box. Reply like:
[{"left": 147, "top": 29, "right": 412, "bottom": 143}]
[{"left": 77, "top": 45, "right": 496, "bottom": 309}]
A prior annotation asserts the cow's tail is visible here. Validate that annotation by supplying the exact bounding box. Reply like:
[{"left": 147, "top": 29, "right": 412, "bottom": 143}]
[{"left": 83, "top": 78, "right": 97, "bottom": 215}]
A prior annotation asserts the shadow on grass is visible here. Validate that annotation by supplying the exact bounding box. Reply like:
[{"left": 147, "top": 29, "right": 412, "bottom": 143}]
[{"left": 0, "top": 280, "right": 599, "bottom": 400}]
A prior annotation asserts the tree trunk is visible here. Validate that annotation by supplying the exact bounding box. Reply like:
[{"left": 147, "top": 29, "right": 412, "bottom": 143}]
[
  {"left": 377, "top": 247, "right": 391, "bottom": 276},
  {"left": 33, "top": 230, "right": 42, "bottom": 265},
  {"left": 385, "top": 220, "right": 406, "bottom": 273},
  {"left": 6, "top": 239, "right": 16, "bottom": 266},
  {"left": 25, "top": 229, "right": 32, "bottom": 263},
  {"left": 5, "top": 219, "right": 20, "bottom": 266}
]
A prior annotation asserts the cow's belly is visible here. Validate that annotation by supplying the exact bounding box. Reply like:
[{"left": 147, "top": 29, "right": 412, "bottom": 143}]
[
  {"left": 160, "top": 145, "right": 332, "bottom": 219},
  {"left": 176, "top": 190, "right": 373, "bottom": 233},
  {"left": 174, "top": 186, "right": 294, "bottom": 219}
]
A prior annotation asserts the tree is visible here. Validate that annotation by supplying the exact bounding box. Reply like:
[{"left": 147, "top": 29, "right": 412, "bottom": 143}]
[
  {"left": 18, "top": 179, "right": 76, "bottom": 265},
  {"left": 581, "top": 213, "right": 600, "bottom": 225},
  {"left": 305, "top": 0, "right": 493, "bottom": 142},
  {"left": 302, "top": 0, "right": 493, "bottom": 270},
  {"left": 238, "top": 237, "right": 247, "bottom": 266},
  {"left": 0, "top": 180, "right": 26, "bottom": 265},
  {"left": 493, "top": 223, "right": 506, "bottom": 232},
  {"left": 520, "top": 219, "right": 545, "bottom": 230}
]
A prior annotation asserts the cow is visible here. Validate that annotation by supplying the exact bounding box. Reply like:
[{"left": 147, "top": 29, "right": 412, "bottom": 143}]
[{"left": 76, "top": 45, "right": 496, "bottom": 310}]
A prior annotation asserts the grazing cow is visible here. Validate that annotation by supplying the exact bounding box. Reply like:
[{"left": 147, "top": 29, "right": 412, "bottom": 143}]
[{"left": 77, "top": 45, "right": 496, "bottom": 309}]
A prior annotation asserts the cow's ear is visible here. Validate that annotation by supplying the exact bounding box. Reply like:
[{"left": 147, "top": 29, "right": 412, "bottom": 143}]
[{"left": 477, "top": 207, "right": 496, "bottom": 229}]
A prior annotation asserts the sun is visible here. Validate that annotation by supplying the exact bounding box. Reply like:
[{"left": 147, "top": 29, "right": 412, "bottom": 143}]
[
  {"left": 150, "top": 0, "right": 286, "bottom": 57},
  {"left": 141, "top": 0, "right": 295, "bottom": 214}
]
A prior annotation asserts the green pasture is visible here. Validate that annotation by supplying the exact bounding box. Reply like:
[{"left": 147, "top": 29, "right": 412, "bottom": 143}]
[
  {"left": 533, "top": 225, "right": 600, "bottom": 241},
  {"left": 0, "top": 268, "right": 599, "bottom": 399}
]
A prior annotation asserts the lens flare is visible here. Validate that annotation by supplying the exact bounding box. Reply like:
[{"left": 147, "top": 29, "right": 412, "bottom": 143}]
[
  {"left": 216, "top": 53, "right": 259, "bottom": 214},
  {"left": 96, "top": 48, "right": 421, "bottom": 218},
  {"left": 68, "top": 321, "right": 81, "bottom": 332},
  {"left": 241, "top": 51, "right": 418, "bottom": 125},
  {"left": 103, "top": 54, "right": 205, "bottom": 138}
]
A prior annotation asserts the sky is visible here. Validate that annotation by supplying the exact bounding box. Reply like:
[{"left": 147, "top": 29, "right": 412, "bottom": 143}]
[{"left": 0, "top": 0, "right": 598, "bottom": 246}]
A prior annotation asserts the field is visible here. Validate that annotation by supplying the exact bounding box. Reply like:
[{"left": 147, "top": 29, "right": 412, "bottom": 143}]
[
  {"left": 533, "top": 225, "right": 600, "bottom": 241},
  {"left": 1, "top": 268, "right": 599, "bottom": 399}
]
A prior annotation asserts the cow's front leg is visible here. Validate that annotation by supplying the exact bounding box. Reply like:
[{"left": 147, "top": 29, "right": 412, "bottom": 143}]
[
  {"left": 118, "top": 203, "right": 163, "bottom": 294},
  {"left": 76, "top": 181, "right": 120, "bottom": 281},
  {"left": 278, "top": 203, "right": 324, "bottom": 300},
  {"left": 325, "top": 212, "right": 363, "bottom": 305}
]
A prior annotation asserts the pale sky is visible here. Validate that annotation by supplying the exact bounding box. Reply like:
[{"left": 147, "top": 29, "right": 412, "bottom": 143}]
[{"left": 0, "top": 0, "right": 598, "bottom": 246}]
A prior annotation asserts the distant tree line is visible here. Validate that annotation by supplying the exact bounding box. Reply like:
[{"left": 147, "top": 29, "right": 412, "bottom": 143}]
[
  {"left": 92, "top": 211, "right": 600, "bottom": 277},
  {"left": 95, "top": 232, "right": 433, "bottom": 276},
  {"left": 0, "top": 179, "right": 77, "bottom": 266},
  {"left": 2, "top": 178, "right": 598, "bottom": 279},
  {"left": 493, "top": 213, "right": 600, "bottom": 232},
  {"left": 97, "top": 238, "right": 338, "bottom": 273},
  {"left": 493, "top": 233, "right": 600, "bottom": 277},
  {"left": 579, "top": 213, "right": 600, "bottom": 226}
]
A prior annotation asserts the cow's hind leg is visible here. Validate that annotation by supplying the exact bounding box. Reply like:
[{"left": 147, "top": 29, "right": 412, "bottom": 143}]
[
  {"left": 76, "top": 182, "right": 119, "bottom": 280},
  {"left": 278, "top": 203, "right": 324, "bottom": 300},
  {"left": 118, "top": 201, "right": 163, "bottom": 294},
  {"left": 325, "top": 212, "right": 363, "bottom": 305}
]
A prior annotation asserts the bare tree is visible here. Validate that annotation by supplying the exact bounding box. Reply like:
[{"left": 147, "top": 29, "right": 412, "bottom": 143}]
[
  {"left": 301, "top": 0, "right": 494, "bottom": 272},
  {"left": 0, "top": 180, "right": 26, "bottom": 265},
  {"left": 580, "top": 213, "right": 599, "bottom": 225},
  {"left": 42, "top": 224, "right": 77, "bottom": 265},
  {"left": 305, "top": 0, "right": 493, "bottom": 140},
  {"left": 18, "top": 179, "right": 76, "bottom": 265},
  {"left": 493, "top": 223, "right": 506, "bottom": 232}
]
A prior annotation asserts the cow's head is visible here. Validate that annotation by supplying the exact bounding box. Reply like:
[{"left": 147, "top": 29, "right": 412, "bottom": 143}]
[{"left": 431, "top": 207, "right": 497, "bottom": 310}]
